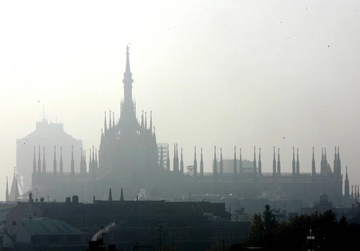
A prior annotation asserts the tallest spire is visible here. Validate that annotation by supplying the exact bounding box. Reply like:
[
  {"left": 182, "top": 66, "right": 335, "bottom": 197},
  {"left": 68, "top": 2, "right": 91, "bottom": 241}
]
[
  {"left": 122, "top": 45, "right": 134, "bottom": 117},
  {"left": 125, "top": 45, "right": 131, "bottom": 73}
]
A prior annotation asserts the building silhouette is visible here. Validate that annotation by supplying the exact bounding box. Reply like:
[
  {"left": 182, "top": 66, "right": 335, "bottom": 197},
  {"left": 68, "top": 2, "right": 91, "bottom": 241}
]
[
  {"left": 11, "top": 47, "right": 352, "bottom": 208},
  {"left": 15, "top": 118, "right": 82, "bottom": 194}
]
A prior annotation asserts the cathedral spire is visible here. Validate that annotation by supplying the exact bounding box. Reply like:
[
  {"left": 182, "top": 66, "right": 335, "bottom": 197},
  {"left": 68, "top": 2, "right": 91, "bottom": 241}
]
[
  {"left": 53, "top": 146, "right": 57, "bottom": 173},
  {"left": 33, "top": 146, "right": 36, "bottom": 174},
  {"left": 239, "top": 148, "right": 243, "bottom": 174},
  {"left": 159, "top": 146, "right": 164, "bottom": 169},
  {"left": 292, "top": 147, "right": 295, "bottom": 175},
  {"left": 60, "top": 147, "right": 63, "bottom": 173},
  {"left": 71, "top": 145, "right": 75, "bottom": 174},
  {"left": 273, "top": 146, "right": 276, "bottom": 176},
  {"left": 108, "top": 188, "right": 112, "bottom": 201},
  {"left": 141, "top": 110, "right": 144, "bottom": 128},
  {"left": 150, "top": 111, "right": 153, "bottom": 133},
  {"left": 345, "top": 166, "right": 350, "bottom": 199},
  {"left": 145, "top": 112, "right": 147, "bottom": 129},
  {"left": 104, "top": 111, "right": 107, "bottom": 132},
  {"left": 37, "top": 146, "right": 41, "bottom": 173},
  {"left": 312, "top": 147, "right": 316, "bottom": 176},
  {"left": 253, "top": 146, "right": 257, "bottom": 176},
  {"left": 122, "top": 45, "right": 134, "bottom": 116},
  {"left": 166, "top": 146, "right": 170, "bottom": 171},
  {"left": 233, "top": 146, "right": 237, "bottom": 175},
  {"left": 6, "top": 176, "right": 9, "bottom": 202},
  {"left": 109, "top": 110, "right": 112, "bottom": 129},
  {"left": 120, "top": 188, "right": 124, "bottom": 201},
  {"left": 213, "top": 146, "right": 217, "bottom": 175},
  {"left": 125, "top": 45, "right": 131, "bottom": 73},
  {"left": 200, "top": 148, "right": 204, "bottom": 177},
  {"left": 219, "top": 148, "right": 223, "bottom": 175},
  {"left": 180, "top": 148, "right": 184, "bottom": 173},
  {"left": 42, "top": 147, "right": 46, "bottom": 173},
  {"left": 296, "top": 148, "right": 300, "bottom": 174},
  {"left": 277, "top": 148, "right": 281, "bottom": 174},
  {"left": 113, "top": 111, "right": 115, "bottom": 128},
  {"left": 258, "top": 148, "right": 262, "bottom": 176},
  {"left": 193, "top": 146, "right": 197, "bottom": 176}
]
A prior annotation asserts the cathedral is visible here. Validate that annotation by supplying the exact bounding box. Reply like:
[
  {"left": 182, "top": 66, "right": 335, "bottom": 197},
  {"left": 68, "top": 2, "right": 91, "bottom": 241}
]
[{"left": 11, "top": 47, "right": 353, "bottom": 208}]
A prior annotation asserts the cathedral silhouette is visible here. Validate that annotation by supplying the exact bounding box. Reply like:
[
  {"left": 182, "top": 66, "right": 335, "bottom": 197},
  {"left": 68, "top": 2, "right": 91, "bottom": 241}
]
[{"left": 13, "top": 47, "right": 351, "bottom": 207}]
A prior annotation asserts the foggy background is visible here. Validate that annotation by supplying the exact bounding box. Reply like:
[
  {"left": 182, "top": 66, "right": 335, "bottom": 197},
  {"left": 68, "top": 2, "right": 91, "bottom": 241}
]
[{"left": 0, "top": 1, "right": 359, "bottom": 200}]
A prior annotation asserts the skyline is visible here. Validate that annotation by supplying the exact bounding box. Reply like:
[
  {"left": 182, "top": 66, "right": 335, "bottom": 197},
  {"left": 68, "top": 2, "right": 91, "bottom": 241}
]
[{"left": 1, "top": 1, "right": 360, "bottom": 201}]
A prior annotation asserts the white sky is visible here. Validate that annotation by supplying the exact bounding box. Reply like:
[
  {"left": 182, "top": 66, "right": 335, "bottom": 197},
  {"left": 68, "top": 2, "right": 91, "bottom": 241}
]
[{"left": 1, "top": 1, "right": 360, "bottom": 201}]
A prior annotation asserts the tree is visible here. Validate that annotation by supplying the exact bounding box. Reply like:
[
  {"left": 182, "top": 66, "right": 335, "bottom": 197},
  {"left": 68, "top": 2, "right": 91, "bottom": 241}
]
[{"left": 246, "top": 204, "right": 278, "bottom": 248}]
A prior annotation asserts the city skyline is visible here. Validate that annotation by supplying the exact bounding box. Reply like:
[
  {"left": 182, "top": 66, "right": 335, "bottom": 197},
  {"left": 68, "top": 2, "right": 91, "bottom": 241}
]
[{"left": 1, "top": 1, "right": 360, "bottom": 201}]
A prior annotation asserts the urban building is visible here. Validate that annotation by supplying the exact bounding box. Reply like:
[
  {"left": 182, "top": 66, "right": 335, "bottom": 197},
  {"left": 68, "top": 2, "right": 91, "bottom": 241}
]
[{"left": 1, "top": 193, "right": 249, "bottom": 250}]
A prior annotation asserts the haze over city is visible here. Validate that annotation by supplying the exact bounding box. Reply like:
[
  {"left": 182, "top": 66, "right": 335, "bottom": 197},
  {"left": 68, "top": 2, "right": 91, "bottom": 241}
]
[{"left": 1, "top": 1, "right": 359, "bottom": 201}]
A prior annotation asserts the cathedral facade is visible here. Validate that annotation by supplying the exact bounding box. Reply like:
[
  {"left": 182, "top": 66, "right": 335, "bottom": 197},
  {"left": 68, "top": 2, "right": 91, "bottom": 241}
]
[{"left": 20, "top": 48, "right": 352, "bottom": 208}]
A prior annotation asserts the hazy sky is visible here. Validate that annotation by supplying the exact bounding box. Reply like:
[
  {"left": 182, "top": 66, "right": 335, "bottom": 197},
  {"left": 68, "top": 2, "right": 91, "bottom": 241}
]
[{"left": 1, "top": 1, "right": 360, "bottom": 201}]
